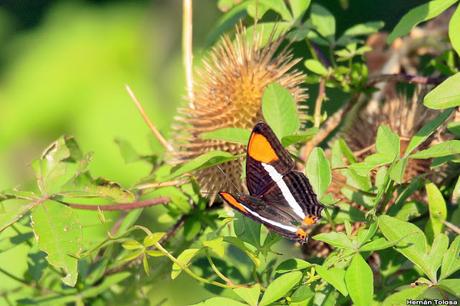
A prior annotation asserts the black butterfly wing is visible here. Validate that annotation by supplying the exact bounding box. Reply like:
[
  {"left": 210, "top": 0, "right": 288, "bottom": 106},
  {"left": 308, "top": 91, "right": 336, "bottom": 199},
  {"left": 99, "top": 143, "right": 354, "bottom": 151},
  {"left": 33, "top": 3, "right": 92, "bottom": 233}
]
[
  {"left": 246, "top": 122, "right": 295, "bottom": 196},
  {"left": 261, "top": 171, "right": 324, "bottom": 219},
  {"left": 219, "top": 192, "right": 300, "bottom": 240}
]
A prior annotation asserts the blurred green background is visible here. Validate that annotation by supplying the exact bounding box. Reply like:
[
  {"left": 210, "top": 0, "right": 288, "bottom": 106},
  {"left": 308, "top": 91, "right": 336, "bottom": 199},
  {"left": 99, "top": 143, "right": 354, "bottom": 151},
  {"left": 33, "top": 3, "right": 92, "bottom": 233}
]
[{"left": 0, "top": 0, "right": 424, "bottom": 304}]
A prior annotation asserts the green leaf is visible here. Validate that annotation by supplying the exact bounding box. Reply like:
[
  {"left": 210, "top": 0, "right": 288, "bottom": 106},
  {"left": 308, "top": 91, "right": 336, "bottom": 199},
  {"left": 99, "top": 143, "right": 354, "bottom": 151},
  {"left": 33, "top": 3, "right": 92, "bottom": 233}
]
[
  {"left": 316, "top": 266, "right": 348, "bottom": 296},
  {"left": 360, "top": 237, "right": 402, "bottom": 252},
  {"left": 122, "top": 239, "right": 143, "bottom": 250},
  {"left": 203, "top": 237, "right": 225, "bottom": 258},
  {"left": 313, "top": 232, "right": 354, "bottom": 249},
  {"left": 233, "top": 284, "right": 260, "bottom": 306},
  {"left": 257, "top": 0, "right": 292, "bottom": 21},
  {"left": 389, "top": 157, "right": 408, "bottom": 183},
  {"left": 410, "top": 140, "right": 460, "bottom": 159},
  {"left": 387, "top": 0, "right": 458, "bottom": 44},
  {"left": 424, "top": 72, "right": 460, "bottom": 109},
  {"left": 276, "top": 258, "right": 312, "bottom": 273},
  {"left": 192, "top": 297, "right": 247, "bottom": 306},
  {"left": 206, "top": 2, "right": 249, "bottom": 46},
  {"left": 310, "top": 4, "right": 336, "bottom": 43},
  {"left": 245, "top": 22, "right": 291, "bottom": 47},
  {"left": 345, "top": 254, "right": 373, "bottom": 306},
  {"left": 305, "top": 147, "right": 331, "bottom": 198},
  {"left": 234, "top": 213, "right": 261, "bottom": 248},
  {"left": 31, "top": 200, "right": 82, "bottom": 286},
  {"left": 223, "top": 236, "right": 260, "bottom": 267},
  {"left": 425, "top": 182, "right": 447, "bottom": 240},
  {"left": 438, "top": 279, "right": 460, "bottom": 297},
  {"left": 440, "top": 235, "right": 460, "bottom": 279},
  {"left": 427, "top": 233, "right": 449, "bottom": 278},
  {"left": 171, "top": 248, "right": 200, "bottom": 279},
  {"left": 200, "top": 128, "right": 251, "bottom": 145},
  {"left": 382, "top": 286, "right": 428, "bottom": 306},
  {"left": 290, "top": 285, "right": 314, "bottom": 303},
  {"left": 262, "top": 83, "right": 300, "bottom": 139},
  {"left": 170, "top": 150, "right": 237, "bottom": 178},
  {"left": 378, "top": 215, "right": 433, "bottom": 280},
  {"left": 337, "top": 21, "right": 384, "bottom": 45},
  {"left": 18, "top": 272, "right": 131, "bottom": 305},
  {"left": 376, "top": 125, "right": 400, "bottom": 159},
  {"left": 289, "top": 0, "right": 311, "bottom": 19},
  {"left": 0, "top": 199, "right": 38, "bottom": 233},
  {"left": 33, "top": 137, "right": 84, "bottom": 195},
  {"left": 184, "top": 216, "right": 202, "bottom": 241},
  {"left": 259, "top": 271, "right": 303, "bottom": 306},
  {"left": 281, "top": 128, "right": 318, "bottom": 147},
  {"left": 448, "top": 121, "right": 460, "bottom": 137},
  {"left": 143, "top": 232, "right": 165, "bottom": 247},
  {"left": 304, "top": 59, "right": 328, "bottom": 76},
  {"left": 114, "top": 137, "right": 142, "bottom": 163},
  {"left": 405, "top": 109, "right": 454, "bottom": 155},
  {"left": 451, "top": 4, "right": 460, "bottom": 56}
]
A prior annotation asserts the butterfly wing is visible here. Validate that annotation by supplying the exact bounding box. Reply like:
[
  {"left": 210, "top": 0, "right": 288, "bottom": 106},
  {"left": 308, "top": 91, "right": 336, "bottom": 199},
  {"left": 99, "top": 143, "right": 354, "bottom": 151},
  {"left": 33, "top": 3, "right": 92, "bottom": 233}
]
[
  {"left": 219, "top": 192, "right": 299, "bottom": 240},
  {"left": 261, "top": 171, "right": 324, "bottom": 219},
  {"left": 246, "top": 122, "right": 295, "bottom": 196}
]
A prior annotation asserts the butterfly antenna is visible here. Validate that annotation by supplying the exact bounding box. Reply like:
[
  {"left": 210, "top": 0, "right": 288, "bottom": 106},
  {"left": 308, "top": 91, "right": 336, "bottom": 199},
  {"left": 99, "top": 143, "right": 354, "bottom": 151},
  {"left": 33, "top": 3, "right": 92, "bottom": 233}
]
[{"left": 216, "top": 165, "right": 243, "bottom": 196}]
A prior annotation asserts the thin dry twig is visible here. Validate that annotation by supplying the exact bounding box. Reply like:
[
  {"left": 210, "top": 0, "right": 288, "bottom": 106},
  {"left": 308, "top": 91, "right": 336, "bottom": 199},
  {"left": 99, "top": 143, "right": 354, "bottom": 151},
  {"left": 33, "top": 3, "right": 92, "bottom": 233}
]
[
  {"left": 183, "top": 0, "right": 194, "bottom": 108},
  {"left": 443, "top": 220, "right": 460, "bottom": 235},
  {"left": 136, "top": 180, "right": 186, "bottom": 191},
  {"left": 125, "top": 85, "right": 174, "bottom": 152},
  {"left": 367, "top": 73, "right": 444, "bottom": 87},
  {"left": 61, "top": 197, "right": 169, "bottom": 211},
  {"left": 302, "top": 97, "right": 355, "bottom": 162}
]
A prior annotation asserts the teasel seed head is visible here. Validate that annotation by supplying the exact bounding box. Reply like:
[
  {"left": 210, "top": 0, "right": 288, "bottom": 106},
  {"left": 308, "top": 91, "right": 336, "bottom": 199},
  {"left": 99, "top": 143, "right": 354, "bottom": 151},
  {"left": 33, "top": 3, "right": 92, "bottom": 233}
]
[{"left": 170, "top": 27, "right": 308, "bottom": 201}]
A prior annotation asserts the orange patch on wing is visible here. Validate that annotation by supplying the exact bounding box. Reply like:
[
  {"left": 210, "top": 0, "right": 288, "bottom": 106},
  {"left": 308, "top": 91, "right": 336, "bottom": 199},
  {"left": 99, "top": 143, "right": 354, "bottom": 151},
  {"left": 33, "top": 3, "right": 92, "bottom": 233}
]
[
  {"left": 219, "top": 192, "right": 247, "bottom": 213},
  {"left": 303, "top": 215, "right": 317, "bottom": 225},
  {"left": 248, "top": 133, "right": 279, "bottom": 163},
  {"left": 296, "top": 228, "right": 307, "bottom": 239}
]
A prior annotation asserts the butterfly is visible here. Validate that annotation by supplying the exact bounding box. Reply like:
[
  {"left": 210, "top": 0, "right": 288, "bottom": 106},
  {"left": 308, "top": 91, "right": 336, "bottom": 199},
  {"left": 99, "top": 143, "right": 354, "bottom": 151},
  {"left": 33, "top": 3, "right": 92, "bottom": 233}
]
[{"left": 219, "top": 122, "right": 324, "bottom": 244}]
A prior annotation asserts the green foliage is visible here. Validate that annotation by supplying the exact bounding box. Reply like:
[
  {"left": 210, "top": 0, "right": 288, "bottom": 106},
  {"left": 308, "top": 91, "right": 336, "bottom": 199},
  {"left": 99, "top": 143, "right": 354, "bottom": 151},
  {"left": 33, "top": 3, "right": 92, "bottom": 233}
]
[
  {"left": 424, "top": 73, "right": 460, "bottom": 109},
  {"left": 1, "top": 0, "right": 459, "bottom": 305},
  {"left": 387, "top": 0, "right": 459, "bottom": 44},
  {"left": 305, "top": 147, "right": 331, "bottom": 199},
  {"left": 262, "top": 83, "right": 300, "bottom": 139}
]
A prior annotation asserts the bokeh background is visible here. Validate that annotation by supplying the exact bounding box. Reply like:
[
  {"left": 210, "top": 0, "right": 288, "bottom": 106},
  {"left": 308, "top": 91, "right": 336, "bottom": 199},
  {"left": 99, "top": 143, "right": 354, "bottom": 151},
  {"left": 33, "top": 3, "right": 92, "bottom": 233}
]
[{"left": 0, "top": 0, "right": 425, "bottom": 304}]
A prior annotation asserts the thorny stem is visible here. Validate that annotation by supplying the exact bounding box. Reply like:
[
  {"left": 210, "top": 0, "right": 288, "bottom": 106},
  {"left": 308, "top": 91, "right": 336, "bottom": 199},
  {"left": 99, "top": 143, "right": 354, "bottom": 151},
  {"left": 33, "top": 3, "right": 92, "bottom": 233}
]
[
  {"left": 57, "top": 197, "right": 169, "bottom": 211},
  {"left": 183, "top": 0, "right": 194, "bottom": 108},
  {"left": 125, "top": 85, "right": 174, "bottom": 153}
]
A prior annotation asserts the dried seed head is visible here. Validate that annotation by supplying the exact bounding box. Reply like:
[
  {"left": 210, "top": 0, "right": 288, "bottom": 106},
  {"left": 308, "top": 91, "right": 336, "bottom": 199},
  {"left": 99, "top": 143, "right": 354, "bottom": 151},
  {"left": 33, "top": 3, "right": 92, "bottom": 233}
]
[{"left": 171, "top": 27, "right": 307, "bottom": 201}]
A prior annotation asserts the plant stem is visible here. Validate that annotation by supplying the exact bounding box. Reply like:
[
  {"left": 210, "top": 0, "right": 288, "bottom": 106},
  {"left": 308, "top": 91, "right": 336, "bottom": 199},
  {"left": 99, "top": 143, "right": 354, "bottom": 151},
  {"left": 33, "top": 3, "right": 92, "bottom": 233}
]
[
  {"left": 302, "top": 78, "right": 327, "bottom": 161},
  {"left": 183, "top": 0, "right": 194, "bottom": 108},
  {"left": 153, "top": 242, "right": 243, "bottom": 289},
  {"left": 125, "top": 85, "right": 174, "bottom": 152},
  {"left": 136, "top": 180, "right": 186, "bottom": 191},
  {"left": 206, "top": 252, "right": 234, "bottom": 285},
  {"left": 313, "top": 78, "right": 326, "bottom": 128},
  {"left": 58, "top": 197, "right": 169, "bottom": 211}
]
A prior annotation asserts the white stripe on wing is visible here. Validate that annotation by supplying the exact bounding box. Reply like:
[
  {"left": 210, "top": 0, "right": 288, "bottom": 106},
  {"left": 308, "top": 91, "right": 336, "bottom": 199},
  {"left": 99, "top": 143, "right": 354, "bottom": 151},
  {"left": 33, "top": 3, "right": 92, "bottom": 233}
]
[
  {"left": 262, "top": 163, "right": 306, "bottom": 219},
  {"left": 240, "top": 204, "right": 297, "bottom": 233}
]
